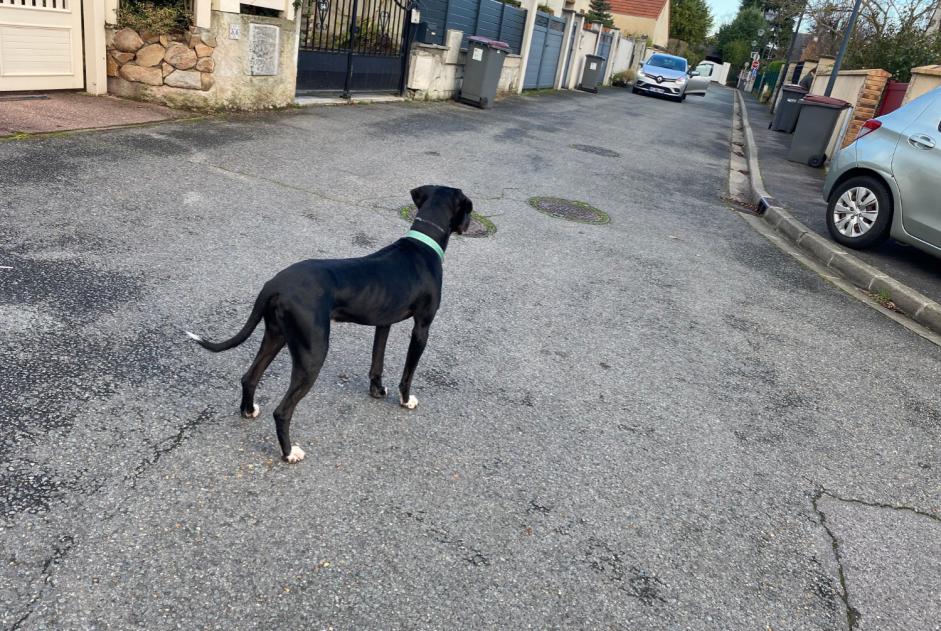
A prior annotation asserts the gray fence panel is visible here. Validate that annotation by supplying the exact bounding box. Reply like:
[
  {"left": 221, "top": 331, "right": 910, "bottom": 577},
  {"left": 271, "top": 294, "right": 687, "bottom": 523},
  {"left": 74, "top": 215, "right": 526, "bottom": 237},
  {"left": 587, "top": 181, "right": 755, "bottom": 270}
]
[
  {"left": 417, "top": 0, "right": 526, "bottom": 53},
  {"left": 523, "top": 24, "right": 547, "bottom": 89},
  {"left": 597, "top": 32, "right": 612, "bottom": 78},
  {"left": 536, "top": 17, "right": 564, "bottom": 87}
]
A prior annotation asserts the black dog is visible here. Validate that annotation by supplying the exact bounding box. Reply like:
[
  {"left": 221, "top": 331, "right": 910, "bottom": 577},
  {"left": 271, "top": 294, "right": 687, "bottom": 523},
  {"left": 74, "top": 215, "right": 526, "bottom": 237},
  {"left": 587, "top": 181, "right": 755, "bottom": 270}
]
[{"left": 186, "top": 185, "right": 473, "bottom": 463}]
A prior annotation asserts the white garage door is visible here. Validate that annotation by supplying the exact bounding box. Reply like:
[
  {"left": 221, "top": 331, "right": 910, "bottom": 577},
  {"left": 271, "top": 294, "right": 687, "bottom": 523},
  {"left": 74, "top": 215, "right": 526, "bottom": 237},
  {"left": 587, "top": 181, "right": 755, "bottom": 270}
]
[{"left": 0, "top": 0, "right": 84, "bottom": 91}]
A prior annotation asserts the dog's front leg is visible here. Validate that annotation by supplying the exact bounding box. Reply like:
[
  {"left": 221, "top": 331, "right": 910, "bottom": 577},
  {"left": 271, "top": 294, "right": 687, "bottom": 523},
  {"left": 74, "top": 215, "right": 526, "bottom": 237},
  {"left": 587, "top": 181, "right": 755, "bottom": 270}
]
[
  {"left": 398, "top": 318, "right": 432, "bottom": 410},
  {"left": 369, "top": 325, "right": 391, "bottom": 399}
]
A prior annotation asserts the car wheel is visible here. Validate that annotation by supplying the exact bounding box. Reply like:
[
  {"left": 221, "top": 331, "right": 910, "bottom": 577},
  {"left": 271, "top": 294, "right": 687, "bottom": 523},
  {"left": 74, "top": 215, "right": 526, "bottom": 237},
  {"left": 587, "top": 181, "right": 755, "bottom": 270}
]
[
  {"left": 632, "top": 86, "right": 640, "bottom": 94},
  {"left": 681, "top": 94, "right": 687, "bottom": 102},
  {"left": 826, "top": 176, "right": 892, "bottom": 249}
]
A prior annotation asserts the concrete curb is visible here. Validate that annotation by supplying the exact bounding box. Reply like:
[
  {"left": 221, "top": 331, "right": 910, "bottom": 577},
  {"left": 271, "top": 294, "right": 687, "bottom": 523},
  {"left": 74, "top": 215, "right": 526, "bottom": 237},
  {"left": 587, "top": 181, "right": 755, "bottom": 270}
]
[{"left": 735, "top": 89, "right": 941, "bottom": 336}]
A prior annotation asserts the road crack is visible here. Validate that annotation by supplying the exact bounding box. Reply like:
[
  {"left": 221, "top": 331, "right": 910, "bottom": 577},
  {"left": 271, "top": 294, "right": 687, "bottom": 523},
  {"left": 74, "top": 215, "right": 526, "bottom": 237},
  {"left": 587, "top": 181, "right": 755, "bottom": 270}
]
[
  {"left": 818, "top": 489, "right": 940, "bottom": 524},
  {"left": 8, "top": 534, "right": 75, "bottom": 631},
  {"left": 811, "top": 489, "right": 862, "bottom": 630},
  {"left": 124, "top": 406, "right": 216, "bottom": 488}
]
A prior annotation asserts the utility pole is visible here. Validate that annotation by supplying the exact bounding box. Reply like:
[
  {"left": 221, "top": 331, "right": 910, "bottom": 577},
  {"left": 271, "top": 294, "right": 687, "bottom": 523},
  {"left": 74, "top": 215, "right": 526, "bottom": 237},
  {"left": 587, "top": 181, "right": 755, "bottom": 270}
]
[
  {"left": 769, "top": 2, "right": 806, "bottom": 115},
  {"left": 825, "top": 0, "right": 863, "bottom": 96}
]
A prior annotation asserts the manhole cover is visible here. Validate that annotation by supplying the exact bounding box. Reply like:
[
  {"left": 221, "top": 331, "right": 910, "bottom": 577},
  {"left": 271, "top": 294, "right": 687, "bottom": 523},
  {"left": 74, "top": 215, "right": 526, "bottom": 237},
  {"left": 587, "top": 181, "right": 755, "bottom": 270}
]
[
  {"left": 527, "top": 197, "right": 610, "bottom": 224},
  {"left": 398, "top": 204, "right": 495, "bottom": 238},
  {"left": 570, "top": 144, "right": 620, "bottom": 158}
]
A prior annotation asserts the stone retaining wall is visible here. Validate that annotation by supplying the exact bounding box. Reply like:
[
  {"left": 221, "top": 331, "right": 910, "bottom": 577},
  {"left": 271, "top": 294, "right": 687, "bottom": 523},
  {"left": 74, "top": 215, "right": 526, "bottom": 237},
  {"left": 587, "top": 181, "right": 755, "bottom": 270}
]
[
  {"left": 107, "top": 11, "right": 298, "bottom": 110},
  {"left": 107, "top": 26, "right": 217, "bottom": 93}
]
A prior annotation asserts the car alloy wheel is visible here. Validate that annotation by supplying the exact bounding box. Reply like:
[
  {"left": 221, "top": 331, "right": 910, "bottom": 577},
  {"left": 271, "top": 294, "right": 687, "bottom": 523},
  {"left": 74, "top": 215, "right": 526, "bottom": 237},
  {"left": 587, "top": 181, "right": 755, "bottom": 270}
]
[{"left": 832, "top": 186, "right": 879, "bottom": 238}]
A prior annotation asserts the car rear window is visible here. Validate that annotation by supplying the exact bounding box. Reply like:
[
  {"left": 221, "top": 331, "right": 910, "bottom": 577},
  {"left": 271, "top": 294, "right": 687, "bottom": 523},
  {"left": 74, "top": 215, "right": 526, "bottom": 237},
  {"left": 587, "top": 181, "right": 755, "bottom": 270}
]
[{"left": 647, "top": 55, "right": 687, "bottom": 72}]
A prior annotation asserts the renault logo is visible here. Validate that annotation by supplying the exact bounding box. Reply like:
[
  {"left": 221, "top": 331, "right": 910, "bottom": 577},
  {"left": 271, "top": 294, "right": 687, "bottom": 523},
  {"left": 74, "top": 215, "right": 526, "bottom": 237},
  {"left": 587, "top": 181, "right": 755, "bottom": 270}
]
[{"left": 655, "top": 76, "right": 663, "bottom": 83}]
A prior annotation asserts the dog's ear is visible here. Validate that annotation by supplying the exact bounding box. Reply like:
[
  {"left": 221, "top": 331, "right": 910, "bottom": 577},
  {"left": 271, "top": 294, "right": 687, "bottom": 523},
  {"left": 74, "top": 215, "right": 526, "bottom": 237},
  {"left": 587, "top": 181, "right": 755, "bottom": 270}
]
[
  {"left": 410, "top": 185, "right": 436, "bottom": 209},
  {"left": 455, "top": 189, "right": 473, "bottom": 216},
  {"left": 455, "top": 189, "right": 473, "bottom": 234}
]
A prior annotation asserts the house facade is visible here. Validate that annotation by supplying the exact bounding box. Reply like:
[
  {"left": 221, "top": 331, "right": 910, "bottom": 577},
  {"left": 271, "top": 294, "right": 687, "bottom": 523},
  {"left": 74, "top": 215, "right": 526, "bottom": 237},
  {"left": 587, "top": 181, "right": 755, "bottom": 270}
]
[{"left": 608, "top": 0, "right": 669, "bottom": 48}]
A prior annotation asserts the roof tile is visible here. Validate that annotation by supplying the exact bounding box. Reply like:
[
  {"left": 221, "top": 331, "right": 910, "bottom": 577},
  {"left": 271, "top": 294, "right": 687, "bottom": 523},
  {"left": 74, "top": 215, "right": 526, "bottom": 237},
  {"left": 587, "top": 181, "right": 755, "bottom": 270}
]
[{"left": 609, "top": 0, "right": 667, "bottom": 19}]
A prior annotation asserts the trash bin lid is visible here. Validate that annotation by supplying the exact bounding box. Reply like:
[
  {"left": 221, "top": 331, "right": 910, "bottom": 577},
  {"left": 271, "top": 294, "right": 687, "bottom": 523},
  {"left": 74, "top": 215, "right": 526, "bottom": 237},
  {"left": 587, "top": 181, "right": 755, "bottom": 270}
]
[
  {"left": 800, "top": 94, "right": 851, "bottom": 108},
  {"left": 467, "top": 35, "right": 510, "bottom": 49},
  {"left": 585, "top": 54, "right": 605, "bottom": 61},
  {"left": 781, "top": 83, "right": 808, "bottom": 93}
]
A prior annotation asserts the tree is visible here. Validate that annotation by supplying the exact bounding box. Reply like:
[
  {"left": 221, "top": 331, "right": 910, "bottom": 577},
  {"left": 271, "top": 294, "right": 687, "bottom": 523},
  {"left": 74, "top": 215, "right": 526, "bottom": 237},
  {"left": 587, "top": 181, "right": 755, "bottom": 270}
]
[
  {"left": 670, "top": 0, "right": 715, "bottom": 50},
  {"left": 805, "top": 0, "right": 941, "bottom": 81},
  {"left": 587, "top": 0, "right": 615, "bottom": 27},
  {"left": 716, "top": 5, "right": 769, "bottom": 66}
]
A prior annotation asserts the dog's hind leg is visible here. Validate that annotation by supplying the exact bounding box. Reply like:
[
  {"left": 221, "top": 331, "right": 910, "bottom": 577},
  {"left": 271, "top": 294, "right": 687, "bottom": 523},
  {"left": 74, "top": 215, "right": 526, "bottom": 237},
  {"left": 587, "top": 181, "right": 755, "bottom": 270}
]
[
  {"left": 240, "top": 328, "right": 285, "bottom": 419},
  {"left": 369, "top": 325, "right": 391, "bottom": 399},
  {"left": 274, "top": 319, "right": 329, "bottom": 463},
  {"left": 398, "top": 317, "right": 433, "bottom": 410}
]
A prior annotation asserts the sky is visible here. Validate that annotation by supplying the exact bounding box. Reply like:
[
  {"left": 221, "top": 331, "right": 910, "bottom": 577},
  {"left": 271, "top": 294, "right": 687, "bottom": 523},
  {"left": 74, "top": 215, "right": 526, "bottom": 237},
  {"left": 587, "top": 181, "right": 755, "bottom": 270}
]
[{"left": 706, "top": 0, "right": 743, "bottom": 34}]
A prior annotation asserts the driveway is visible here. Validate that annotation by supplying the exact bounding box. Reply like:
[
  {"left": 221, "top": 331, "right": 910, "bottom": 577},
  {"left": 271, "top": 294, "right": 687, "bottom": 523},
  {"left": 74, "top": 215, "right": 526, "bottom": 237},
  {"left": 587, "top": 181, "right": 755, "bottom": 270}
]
[{"left": 2, "top": 88, "right": 939, "bottom": 629}]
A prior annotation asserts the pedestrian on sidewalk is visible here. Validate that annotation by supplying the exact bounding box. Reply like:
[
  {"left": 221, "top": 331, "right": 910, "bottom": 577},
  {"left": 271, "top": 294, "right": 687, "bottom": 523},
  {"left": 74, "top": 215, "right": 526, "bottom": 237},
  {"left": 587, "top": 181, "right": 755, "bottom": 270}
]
[{"left": 798, "top": 68, "right": 815, "bottom": 91}]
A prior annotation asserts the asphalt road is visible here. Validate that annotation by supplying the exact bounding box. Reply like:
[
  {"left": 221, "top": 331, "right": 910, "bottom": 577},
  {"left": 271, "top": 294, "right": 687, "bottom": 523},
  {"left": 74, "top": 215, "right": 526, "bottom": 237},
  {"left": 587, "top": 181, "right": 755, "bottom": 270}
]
[
  {"left": 744, "top": 95, "right": 941, "bottom": 305},
  {"left": 2, "top": 87, "right": 939, "bottom": 630}
]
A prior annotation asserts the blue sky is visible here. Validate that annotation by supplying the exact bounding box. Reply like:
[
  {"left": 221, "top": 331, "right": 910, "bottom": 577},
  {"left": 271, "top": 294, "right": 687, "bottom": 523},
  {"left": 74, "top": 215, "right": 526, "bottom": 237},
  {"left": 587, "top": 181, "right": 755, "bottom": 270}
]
[{"left": 707, "top": 0, "right": 742, "bottom": 33}]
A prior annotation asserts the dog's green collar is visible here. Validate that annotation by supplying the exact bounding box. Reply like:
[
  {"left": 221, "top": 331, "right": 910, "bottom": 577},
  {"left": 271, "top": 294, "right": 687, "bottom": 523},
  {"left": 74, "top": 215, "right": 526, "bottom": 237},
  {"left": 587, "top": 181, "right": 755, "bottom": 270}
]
[{"left": 406, "top": 230, "right": 445, "bottom": 262}]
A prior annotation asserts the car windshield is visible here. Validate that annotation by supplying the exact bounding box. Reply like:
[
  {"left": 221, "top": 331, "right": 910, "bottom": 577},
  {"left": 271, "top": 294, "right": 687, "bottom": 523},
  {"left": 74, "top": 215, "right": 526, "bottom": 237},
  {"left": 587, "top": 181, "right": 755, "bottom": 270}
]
[{"left": 646, "top": 55, "right": 687, "bottom": 72}]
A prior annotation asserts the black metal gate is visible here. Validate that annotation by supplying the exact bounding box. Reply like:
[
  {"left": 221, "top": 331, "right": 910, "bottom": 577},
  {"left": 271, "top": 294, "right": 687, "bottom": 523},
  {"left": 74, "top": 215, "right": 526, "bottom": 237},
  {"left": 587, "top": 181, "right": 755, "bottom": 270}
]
[{"left": 297, "top": 0, "right": 411, "bottom": 94}]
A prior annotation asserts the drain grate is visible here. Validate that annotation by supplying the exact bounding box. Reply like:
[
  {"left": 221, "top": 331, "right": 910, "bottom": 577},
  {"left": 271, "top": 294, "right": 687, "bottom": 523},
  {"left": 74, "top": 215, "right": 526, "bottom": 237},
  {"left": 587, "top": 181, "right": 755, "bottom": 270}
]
[
  {"left": 570, "top": 144, "right": 621, "bottom": 158},
  {"left": 527, "top": 197, "right": 610, "bottom": 224},
  {"left": 398, "top": 204, "right": 496, "bottom": 238}
]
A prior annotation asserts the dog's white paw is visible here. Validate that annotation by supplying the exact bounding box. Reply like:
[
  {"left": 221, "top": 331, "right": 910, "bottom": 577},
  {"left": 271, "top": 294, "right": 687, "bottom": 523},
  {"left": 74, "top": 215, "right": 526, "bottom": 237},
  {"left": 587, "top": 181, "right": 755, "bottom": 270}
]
[
  {"left": 400, "top": 394, "right": 419, "bottom": 410},
  {"left": 242, "top": 404, "right": 260, "bottom": 419},
  {"left": 285, "top": 445, "right": 306, "bottom": 464}
]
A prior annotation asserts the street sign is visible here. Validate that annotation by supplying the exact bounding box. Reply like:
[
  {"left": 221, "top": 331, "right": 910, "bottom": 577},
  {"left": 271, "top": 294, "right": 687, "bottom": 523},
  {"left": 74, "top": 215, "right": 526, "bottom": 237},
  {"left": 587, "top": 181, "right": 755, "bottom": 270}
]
[{"left": 751, "top": 59, "right": 760, "bottom": 70}]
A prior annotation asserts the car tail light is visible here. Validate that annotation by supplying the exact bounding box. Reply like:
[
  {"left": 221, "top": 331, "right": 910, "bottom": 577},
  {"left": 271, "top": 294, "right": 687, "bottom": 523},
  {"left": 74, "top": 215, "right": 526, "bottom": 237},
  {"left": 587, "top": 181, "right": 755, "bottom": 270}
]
[{"left": 854, "top": 119, "right": 882, "bottom": 142}]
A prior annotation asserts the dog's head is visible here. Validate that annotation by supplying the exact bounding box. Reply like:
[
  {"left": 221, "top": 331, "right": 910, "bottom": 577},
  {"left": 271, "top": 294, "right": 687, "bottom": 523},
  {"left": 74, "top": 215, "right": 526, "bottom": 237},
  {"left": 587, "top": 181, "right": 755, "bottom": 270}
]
[{"left": 410, "top": 185, "right": 473, "bottom": 235}]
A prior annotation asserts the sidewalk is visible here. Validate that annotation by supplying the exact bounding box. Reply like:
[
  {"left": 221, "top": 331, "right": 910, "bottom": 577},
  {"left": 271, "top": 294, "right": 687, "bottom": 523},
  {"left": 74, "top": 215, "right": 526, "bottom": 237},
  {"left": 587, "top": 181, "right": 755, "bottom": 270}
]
[
  {"left": 743, "top": 94, "right": 941, "bottom": 305},
  {"left": 0, "top": 92, "right": 190, "bottom": 138}
]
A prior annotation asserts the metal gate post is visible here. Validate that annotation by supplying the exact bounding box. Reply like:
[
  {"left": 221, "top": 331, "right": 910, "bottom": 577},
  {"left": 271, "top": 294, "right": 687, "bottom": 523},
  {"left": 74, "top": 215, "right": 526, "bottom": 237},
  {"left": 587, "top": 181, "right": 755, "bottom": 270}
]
[
  {"left": 341, "top": 0, "right": 360, "bottom": 98},
  {"left": 497, "top": 0, "right": 506, "bottom": 42},
  {"left": 399, "top": 1, "right": 415, "bottom": 96}
]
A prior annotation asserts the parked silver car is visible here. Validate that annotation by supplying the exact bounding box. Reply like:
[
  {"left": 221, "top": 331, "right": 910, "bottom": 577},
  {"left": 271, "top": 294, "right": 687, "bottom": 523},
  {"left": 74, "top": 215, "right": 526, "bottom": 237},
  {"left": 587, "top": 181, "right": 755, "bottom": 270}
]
[
  {"left": 632, "top": 53, "right": 710, "bottom": 102},
  {"left": 823, "top": 86, "right": 941, "bottom": 256}
]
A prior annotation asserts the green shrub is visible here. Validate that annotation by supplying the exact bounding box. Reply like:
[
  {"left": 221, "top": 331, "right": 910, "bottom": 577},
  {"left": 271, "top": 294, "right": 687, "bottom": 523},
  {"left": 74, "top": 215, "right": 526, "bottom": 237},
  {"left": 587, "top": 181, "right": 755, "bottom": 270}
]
[
  {"left": 610, "top": 69, "right": 636, "bottom": 86},
  {"left": 118, "top": 0, "right": 190, "bottom": 33},
  {"left": 500, "top": 0, "right": 522, "bottom": 7},
  {"left": 537, "top": 3, "right": 553, "bottom": 13}
]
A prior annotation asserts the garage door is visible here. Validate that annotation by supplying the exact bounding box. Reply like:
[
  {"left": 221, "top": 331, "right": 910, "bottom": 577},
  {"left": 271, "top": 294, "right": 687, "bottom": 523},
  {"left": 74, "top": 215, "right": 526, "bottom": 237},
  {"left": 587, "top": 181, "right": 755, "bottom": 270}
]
[
  {"left": 523, "top": 12, "right": 564, "bottom": 90},
  {"left": 596, "top": 31, "right": 612, "bottom": 80},
  {"left": 0, "top": 0, "right": 84, "bottom": 91}
]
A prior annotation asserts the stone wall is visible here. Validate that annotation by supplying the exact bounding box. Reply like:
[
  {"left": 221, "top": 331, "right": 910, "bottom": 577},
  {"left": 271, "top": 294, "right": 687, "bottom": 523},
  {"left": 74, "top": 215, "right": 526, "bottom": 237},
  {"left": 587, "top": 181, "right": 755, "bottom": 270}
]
[
  {"left": 107, "top": 27, "right": 218, "bottom": 94},
  {"left": 107, "top": 10, "right": 298, "bottom": 110},
  {"left": 406, "top": 29, "right": 523, "bottom": 101}
]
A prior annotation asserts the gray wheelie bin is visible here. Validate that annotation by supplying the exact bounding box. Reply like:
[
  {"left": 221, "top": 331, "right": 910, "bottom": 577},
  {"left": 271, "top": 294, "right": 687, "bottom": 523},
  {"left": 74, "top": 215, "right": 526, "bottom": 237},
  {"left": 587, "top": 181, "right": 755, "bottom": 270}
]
[
  {"left": 459, "top": 36, "right": 510, "bottom": 109},
  {"left": 578, "top": 54, "right": 605, "bottom": 93},
  {"left": 770, "top": 84, "right": 808, "bottom": 132},
  {"left": 787, "top": 95, "right": 851, "bottom": 167}
]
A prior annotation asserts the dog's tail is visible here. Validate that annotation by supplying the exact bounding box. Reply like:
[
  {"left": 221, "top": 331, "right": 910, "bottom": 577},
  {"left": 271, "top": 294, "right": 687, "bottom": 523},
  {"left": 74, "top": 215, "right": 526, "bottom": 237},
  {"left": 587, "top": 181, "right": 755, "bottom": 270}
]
[{"left": 185, "top": 290, "right": 269, "bottom": 353}]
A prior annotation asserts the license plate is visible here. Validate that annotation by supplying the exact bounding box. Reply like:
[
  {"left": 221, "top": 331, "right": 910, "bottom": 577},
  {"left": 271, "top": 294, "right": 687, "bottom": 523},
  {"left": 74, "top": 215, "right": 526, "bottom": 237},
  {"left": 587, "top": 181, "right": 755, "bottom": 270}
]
[{"left": 650, "top": 87, "right": 665, "bottom": 93}]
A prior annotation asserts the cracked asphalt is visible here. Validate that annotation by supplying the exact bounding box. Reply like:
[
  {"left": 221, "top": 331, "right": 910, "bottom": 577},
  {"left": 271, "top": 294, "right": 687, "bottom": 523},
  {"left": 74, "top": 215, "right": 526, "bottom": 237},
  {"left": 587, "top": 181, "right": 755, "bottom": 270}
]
[{"left": 1, "top": 87, "right": 939, "bottom": 630}]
